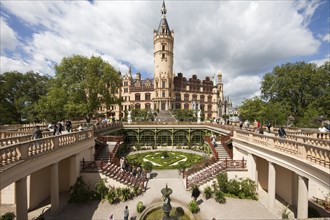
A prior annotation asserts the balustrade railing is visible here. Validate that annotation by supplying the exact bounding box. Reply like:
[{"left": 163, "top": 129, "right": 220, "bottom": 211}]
[
  {"left": 203, "top": 136, "right": 218, "bottom": 160},
  {"left": 234, "top": 130, "right": 330, "bottom": 169},
  {"left": 0, "top": 130, "right": 94, "bottom": 169},
  {"left": 0, "top": 131, "right": 54, "bottom": 147},
  {"left": 185, "top": 158, "right": 246, "bottom": 188}
]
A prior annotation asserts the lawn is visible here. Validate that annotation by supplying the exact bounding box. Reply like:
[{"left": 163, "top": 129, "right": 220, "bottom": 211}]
[{"left": 126, "top": 151, "right": 204, "bottom": 170}]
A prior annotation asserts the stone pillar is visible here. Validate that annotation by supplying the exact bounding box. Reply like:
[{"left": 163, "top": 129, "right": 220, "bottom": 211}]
[
  {"left": 297, "top": 175, "right": 308, "bottom": 219},
  {"left": 69, "top": 155, "right": 78, "bottom": 187},
  {"left": 268, "top": 162, "right": 276, "bottom": 211},
  {"left": 248, "top": 153, "right": 257, "bottom": 182},
  {"left": 15, "top": 177, "right": 28, "bottom": 220},
  {"left": 50, "top": 162, "right": 59, "bottom": 214}
]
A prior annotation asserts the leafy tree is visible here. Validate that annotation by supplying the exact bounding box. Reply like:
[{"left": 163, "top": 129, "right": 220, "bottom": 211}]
[
  {"left": 35, "top": 55, "right": 121, "bottom": 122},
  {"left": 0, "top": 71, "right": 49, "bottom": 124},
  {"left": 260, "top": 61, "right": 329, "bottom": 125},
  {"left": 238, "top": 97, "right": 266, "bottom": 123}
]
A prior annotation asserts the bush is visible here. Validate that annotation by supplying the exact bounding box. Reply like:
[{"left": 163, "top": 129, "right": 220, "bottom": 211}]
[
  {"left": 105, "top": 188, "right": 117, "bottom": 204},
  {"left": 136, "top": 201, "right": 145, "bottom": 213},
  {"left": 217, "top": 172, "right": 228, "bottom": 193},
  {"left": 226, "top": 179, "right": 240, "bottom": 196},
  {"left": 188, "top": 199, "right": 200, "bottom": 213},
  {"left": 0, "top": 212, "right": 15, "bottom": 220},
  {"left": 120, "top": 187, "right": 131, "bottom": 202},
  {"left": 69, "top": 176, "right": 96, "bottom": 203},
  {"left": 142, "top": 161, "right": 153, "bottom": 173},
  {"left": 203, "top": 186, "right": 213, "bottom": 199},
  {"left": 95, "top": 179, "right": 108, "bottom": 200},
  {"left": 214, "top": 190, "right": 226, "bottom": 204}
]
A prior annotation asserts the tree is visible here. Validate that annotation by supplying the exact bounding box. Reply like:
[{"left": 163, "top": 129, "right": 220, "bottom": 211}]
[
  {"left": 238, "top": 97, "right": 266, "bottom": 123},
  {"left": 0, "top": 71, "right": 49, "bottom": 124},
  {"left": 260, "top": 61, "right": 329, "bottom": 125},
  {"left": 36, "top": 55, "right": 122, "bottom": 122}
]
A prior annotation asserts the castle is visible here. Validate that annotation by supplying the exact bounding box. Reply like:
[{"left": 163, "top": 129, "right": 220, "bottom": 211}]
[{"left": 102, "top": 1, "right": 230, "bottom": 120}]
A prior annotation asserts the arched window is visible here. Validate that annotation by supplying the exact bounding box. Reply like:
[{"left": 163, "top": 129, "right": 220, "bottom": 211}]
[{"left": 135, "top": 94, "right": 140, "bottom": 101}]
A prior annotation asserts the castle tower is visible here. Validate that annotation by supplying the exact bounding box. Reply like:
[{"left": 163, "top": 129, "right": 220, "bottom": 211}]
[
  {"left": 217, "top": 71, "right": 224, "bottom": 117},
  {"left": 153, "top": 0, "right": 174, "bottom": 111}
]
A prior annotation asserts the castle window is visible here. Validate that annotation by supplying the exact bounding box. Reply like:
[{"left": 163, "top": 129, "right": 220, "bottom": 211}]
[
  {"left": 184, "top": 94, "right": 189, "bottom": 101},
  {"left": 208, "top": 95, "right": 212, "bottom": 103},
  {"left": 200, "top": 95, "right": 205, "bottom": 103},
  {"left": 162, "top": 54, "right": 165, "bottom": 59},
  {"left": 124, "top": 82, "right": 128, "bottom": 86},
  {"left": 145, "top": 103, "right": 151, "bottom": 110},
  {"left": 145, "top": 93, "right": 151, "bottom": 100},
  {"left": 162, "top": 81, "right": 166, "bottom": 88},
  {"left": 162, "top": 45, "right": 165, "bottom": 51},
  {"left": 175, "top": 93, "right": 181, "bottom": 101},
  {"left": 124, "top": 88, "right": 128, "bottom": 93},
  {"left": 184, "top": 104, "right": 189, "bottom": 109},
  {"left": 135, "top": 94, "right": 140, "bottom": 101},
  {"left": 135, "top": 103, "right": 141, "bottom": 109},
  {"left": 208, "top": 104, "right": 212, "bottom": 112},
  {"left": 162, "top": 91, "right": 165, "bottom": 97}
]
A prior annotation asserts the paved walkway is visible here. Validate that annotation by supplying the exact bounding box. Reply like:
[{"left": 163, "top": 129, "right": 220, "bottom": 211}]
[{"left": 38, "top": 170, "right": 278, "bottom": 220}]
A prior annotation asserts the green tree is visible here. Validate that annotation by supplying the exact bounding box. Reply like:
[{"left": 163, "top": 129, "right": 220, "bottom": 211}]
[
  {"left": 36, "top": 55, "right": 122, "bottom": 122},
  {"left": 238, "top": 97, "right": 266, "bottom": 123},
  {"left": 261, "top": 61, "right": 329, "bottom": 125},
  {"left": 0, "top": 71, "right": 49, "bottom": 124}
]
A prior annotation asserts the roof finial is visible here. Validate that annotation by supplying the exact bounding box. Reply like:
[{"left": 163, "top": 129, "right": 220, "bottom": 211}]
[{"left": 161, "top": 0, "right": 167, "bottom": 18}]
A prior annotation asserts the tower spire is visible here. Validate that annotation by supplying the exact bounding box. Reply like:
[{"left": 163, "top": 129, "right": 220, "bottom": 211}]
[{"left": 161, "top": 0, "right": 167, "bottom": 18}]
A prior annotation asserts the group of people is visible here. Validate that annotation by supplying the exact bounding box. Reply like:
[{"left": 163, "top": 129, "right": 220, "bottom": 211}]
[
  {"left": 119, "top": 157, "right": 143, "bottom": 178},
  {"left": 47, "top": 120, "right": 72, "bottom": 135}
]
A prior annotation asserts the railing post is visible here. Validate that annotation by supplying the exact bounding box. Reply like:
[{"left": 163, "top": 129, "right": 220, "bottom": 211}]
[
  {"left": 82, "top": 158, "right": 85, "bottom": 171},
  {"left": 225, "top": 157, "right": 228, "bottom": 168},
  {"left": 242, "top": 157, "right": 245, "bottom": 169}
]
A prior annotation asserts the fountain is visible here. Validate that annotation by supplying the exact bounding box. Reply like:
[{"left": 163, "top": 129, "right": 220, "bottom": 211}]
[
  {"left": 140, "top": 183, "right": 195, "bottom": 220},
  {"left": 161, "top": 184, "right": 173, "bottom": 220}
]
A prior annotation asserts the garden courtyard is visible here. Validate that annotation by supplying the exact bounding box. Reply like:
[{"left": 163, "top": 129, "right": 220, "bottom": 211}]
[{"left": 18, "top": 169, "right": 282, "bottom": 220}]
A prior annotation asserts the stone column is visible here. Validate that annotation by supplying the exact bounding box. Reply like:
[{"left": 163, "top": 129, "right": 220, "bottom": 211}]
[
  {"left": 69, "top": 155, "right": 79, "bottom": 187},
  {"left": 15, "top": 177, "right": 28, "bottom": 220},
  {"left": 50, "top": 162, "right": 59, "bottom": 214},
  {"left": 297, "top": 175, "right": 308, "bottom": 219},
  {"left": 268, "top": 162, "right": 276, "bottom": 211},
  {"left": 248, "top": 153, "right": 257, "bottom": 182}
]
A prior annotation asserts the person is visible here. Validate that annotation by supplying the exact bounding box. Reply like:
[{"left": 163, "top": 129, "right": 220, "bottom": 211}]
[
  {"left": 239, "top": 121, "right": 243, "bottom": 129},
  {"left": 278, "top": 126, "right": 286, "bottom": 138},
  {"left": 266, "top": 120, "right": 272, "bottom": 133},
  {"left": 32, "top": 126, "right": 43, "bottom": 140},
  {"left": 123, "top": 206, "right": 129, "bottom": 220},
  {"left": 259, "top": 126, "right": 264, "bottom": 134},
  {"left": 318, "top": 126, "right": 329, "bottom": 133},
  {"left": 108, "top": 213, "right": 114, "bottom": 220},
  {"left": 78, "top": 124, "right": 83, "bottom": 131},
  {"left": 66, "top": 120, "right": 72, "bottom": 132},
  {"left": 191, "top": 185, "right": 200, "bottom": 200}
]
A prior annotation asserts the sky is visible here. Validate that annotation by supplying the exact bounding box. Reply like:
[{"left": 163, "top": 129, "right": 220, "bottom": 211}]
[{"left": 1, "top": 0, "right": 329, "bottom": 106}]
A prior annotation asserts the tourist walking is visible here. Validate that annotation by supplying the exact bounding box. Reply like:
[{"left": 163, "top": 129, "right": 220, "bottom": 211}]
[
  {"left": 278, "top": 126, "right": 287, "bottom": 138},
  {"left": 266, "top": 120, "right": 272, "bottom": 133},
  {"left": 32, "top": 126, "right": 43, "bottom": 139},
  {"left": 123, "top": 206, "right": 129, "bottom": 220}
]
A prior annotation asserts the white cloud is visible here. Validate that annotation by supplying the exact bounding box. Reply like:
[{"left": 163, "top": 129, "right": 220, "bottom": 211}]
[
  {"left": 0, "top": 17, "right": 18, "bottom": 52},
  {"left": 224, "top": 75, "right": 262, "bottom": 107},
  {"left": 310, "top": 54, "right": 330, "bottom": 66},
  {"left": 323, "top": 34, "right": 330, "bottom": 42},
  {"left": 0, "top": 0, "right": 324, "bottom": 105},
  {"left": 0, "top": 56, "right": 30, "bottom": 73}
]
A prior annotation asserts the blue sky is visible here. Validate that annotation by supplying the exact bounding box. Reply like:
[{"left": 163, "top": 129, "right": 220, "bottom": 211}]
[{"left": 1, "top": 0, "right": 329, "bottom": 106}]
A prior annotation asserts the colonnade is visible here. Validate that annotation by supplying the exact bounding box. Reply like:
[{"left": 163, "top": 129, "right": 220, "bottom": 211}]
[
  {"left": 11, "top": 154, "right": 80, "bottom": 220},
  {"left": 247, "top": 153, "right": 309, "bottom": 219}
]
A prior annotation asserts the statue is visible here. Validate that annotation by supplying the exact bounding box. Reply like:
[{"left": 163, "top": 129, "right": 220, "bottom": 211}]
[
  {"left": 197, "top": 109, "right": 201, "bottom": 123},
  {"left": 127, "top": 110, "right": 132, "bottom": 124}
]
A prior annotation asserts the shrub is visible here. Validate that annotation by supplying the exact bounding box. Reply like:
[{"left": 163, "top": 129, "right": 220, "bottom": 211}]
[
  {"left": 217, "top": 172, "right": 228, "bottom": 193},
  {"left": 203, "top": 186, "right": 213, "bottom": 199},
  {"left": 214, "top": 190, "right": 226, "bottom": 204},
  {"left": 133, "top": 186, "right": 142, "bottom": 197},
  {"left": 240, "top": 178, "right": 257, "bottom": 200},
  {"left": 105, "top": 188, "right": 117, "bottom": 204},
  {"left": 120, "top": 187, "right": 131, "bottom": 202},
  {"left": 0, "top": 212, "right": 15, "bottom": 220},
  {"left": 142, "top": 161, "right": 153, "bottom": 173},
  {"left": 69, "top": 176, "right": 95, "bottom": 203},
  {"left": 227, "top": 179, "right": 240, "bottom": 196},
  {"left": 161, "top": 151, "right": 169, "bottom": 158},
  {"left": 188, "top": 199, "right": 200, "bottom": 213},
  {"left": 95, "top": 179, "right": 108, "bottom": 200},
  {"left": 136, "top": 201, "right": 145, "bottom": 213}
]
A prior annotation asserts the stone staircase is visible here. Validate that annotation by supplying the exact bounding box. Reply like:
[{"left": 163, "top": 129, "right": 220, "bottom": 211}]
[
  {"left": 155, "top": 110, "right": 177, "bottom": 122},
  {"left": 214, "top": 142, "right": 230, "bottom": 160}
]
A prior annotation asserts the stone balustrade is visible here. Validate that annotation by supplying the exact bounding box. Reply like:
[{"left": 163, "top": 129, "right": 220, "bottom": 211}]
[
  {"left": 0, "top": 130, "right": 94, "bottom": 169},
  {"left": 0, "top": 131, "right": 54, "bottom": 147},
  {"left": 234, "top": 130, "right": 330, "bottom": 169}
]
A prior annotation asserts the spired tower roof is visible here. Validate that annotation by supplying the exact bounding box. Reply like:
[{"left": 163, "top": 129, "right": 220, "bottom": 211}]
[{"left": 155, "top": 0, "right": 172, "bottom": 36}]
